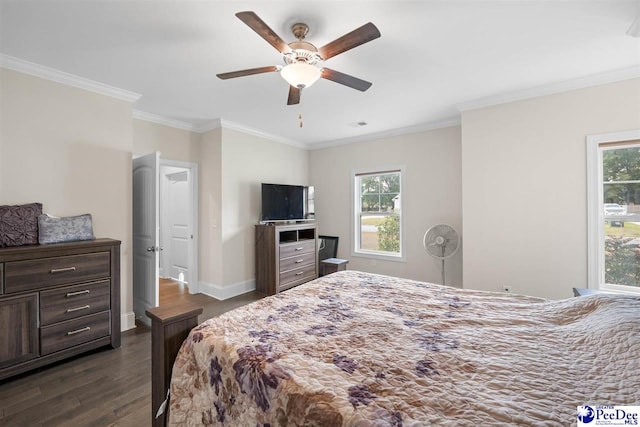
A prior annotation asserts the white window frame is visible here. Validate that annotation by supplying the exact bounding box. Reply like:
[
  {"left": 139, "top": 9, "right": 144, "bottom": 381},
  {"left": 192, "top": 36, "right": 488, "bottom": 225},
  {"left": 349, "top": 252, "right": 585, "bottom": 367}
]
[
  {"left": 351, "top": 167, "right": 406, "bottom": 262},
  {"left": 587, "top": 129, "right": 640, "bottom": 295}
]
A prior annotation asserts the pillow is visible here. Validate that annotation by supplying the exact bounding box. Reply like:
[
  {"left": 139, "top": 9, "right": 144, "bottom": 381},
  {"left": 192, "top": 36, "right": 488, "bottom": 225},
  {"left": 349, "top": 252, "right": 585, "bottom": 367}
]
[
  {"left": 0, "top": 202, "right": 43, "bottom": 247},
  {"left": 38, "top": 213, "right": 95, "bottom": 245}
]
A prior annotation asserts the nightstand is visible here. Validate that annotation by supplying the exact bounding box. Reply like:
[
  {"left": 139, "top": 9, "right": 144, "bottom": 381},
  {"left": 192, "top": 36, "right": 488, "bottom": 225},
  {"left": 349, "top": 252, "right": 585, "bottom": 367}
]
[{"left": 321, "top": 258, "right": 349, "bottom": 275}]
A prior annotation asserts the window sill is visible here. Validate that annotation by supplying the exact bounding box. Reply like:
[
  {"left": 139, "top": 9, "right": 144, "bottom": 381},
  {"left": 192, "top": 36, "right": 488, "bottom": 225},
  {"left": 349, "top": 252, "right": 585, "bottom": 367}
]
[
  {"left": 351, "top": 251, "right": 406, "bottom": 263},
  {"left": 599, "top": 283, "right": 640, "bottom": 296}
]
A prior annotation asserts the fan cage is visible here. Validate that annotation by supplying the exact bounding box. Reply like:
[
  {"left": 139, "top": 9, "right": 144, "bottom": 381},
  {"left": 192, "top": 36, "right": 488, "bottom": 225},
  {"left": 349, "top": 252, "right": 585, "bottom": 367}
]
[{"left": 423, "top": 224, "right": 460, "bottom": 260}]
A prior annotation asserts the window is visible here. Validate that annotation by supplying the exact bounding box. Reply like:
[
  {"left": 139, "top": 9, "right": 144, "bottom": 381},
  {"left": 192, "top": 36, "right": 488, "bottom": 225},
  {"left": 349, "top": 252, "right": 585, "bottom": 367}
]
[
  {"left": 587, "top": 130, "right": 640, "bottom": 294},
  {"left": 353, "top": 169, "right": 403, "bottom": 260}
]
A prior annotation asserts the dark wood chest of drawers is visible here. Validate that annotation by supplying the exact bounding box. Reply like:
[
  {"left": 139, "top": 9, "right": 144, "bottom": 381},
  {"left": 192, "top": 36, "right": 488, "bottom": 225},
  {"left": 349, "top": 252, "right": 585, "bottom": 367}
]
[{"left": 0, "top": 238, "right": 120, "bottom": 380}]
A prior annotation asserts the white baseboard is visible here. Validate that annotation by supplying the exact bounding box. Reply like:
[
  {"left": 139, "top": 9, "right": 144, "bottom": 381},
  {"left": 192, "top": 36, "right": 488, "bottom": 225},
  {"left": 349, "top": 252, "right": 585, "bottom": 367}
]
[
  {"left": 121, "top": 311, "right": 136, "bottom": 331},
  {"left": 199, "top": 279, "right": 256, "bottom": 301}
]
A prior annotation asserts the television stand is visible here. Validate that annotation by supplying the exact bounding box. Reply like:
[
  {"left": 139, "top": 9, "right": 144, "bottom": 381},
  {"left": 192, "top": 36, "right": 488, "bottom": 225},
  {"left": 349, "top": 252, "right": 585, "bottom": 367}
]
[{"left": 255, "top": 223, "right": 318, "bottom": 295}]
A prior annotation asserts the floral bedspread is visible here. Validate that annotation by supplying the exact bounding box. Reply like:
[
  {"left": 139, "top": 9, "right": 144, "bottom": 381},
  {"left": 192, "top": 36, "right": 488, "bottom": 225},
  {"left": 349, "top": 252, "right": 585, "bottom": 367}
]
[{"left": 169, "top": 271, "right": 640, "bottom": 426}]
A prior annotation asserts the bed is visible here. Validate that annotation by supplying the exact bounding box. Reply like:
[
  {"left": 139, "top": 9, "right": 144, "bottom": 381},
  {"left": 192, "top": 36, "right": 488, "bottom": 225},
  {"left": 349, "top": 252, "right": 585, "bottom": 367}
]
[{"left": 165, "top": 270, "right": 640, "bottom": 426}]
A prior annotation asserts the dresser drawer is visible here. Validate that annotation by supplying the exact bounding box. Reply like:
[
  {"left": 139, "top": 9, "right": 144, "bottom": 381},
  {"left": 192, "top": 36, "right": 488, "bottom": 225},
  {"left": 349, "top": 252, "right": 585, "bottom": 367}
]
[
  {"left": 40, "top": 310, "right": 111, "bottom": 356},
  {"left": 280, "top": 265, "right": 316, "bottom": 287},
  {"left": 40, "top": 280, "right": 111, "bottom": 326},
  {"left": 279, "top": 252, "right": 316, "bottom": 272},
  {"left": 279, "top": 240, "right": 316, "bottom": 259},
  {"left": 4, "top": 252, "right": 110, "bottom": 294},
  {"left": 279, "top": 272, "right": 316, "bottom": 292}
]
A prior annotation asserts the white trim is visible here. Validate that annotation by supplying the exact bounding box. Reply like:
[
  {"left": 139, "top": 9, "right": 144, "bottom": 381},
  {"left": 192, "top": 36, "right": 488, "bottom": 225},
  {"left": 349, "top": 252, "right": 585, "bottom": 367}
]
[
  {"left": 121, "top": 311, "right": 136, "bottom": 331},
  {"left": 0, "top": 54, "right": 141, "bottom": 102},
  {"left": 586, "top": 129, "right": 640, "bottom": 290},
  {"left": 209, "top": 119, "right": 308, "bottom": 149},
  {"left": 458, "top": 66, "right": 640, "bottom": 112},
  {"left": 199, "top": 279, "right": 256, "bottom": 301},
  {"left": 586, "top": 135, "right": 603, "bottom": 290},
  {"left": 313, "top": 117, "right": 461, "bottom": 150},
  {"left": 179, "top": 116, "right": 460, "bottom": 151},
  {"left": 133, "top": 110, "right": 197, "bottom": 132},
  {"left": 194, "top": 118, "right": 222, "bottom": 133},
  {"left": 160, "top": 159, "right": 199, "bottom": 294}
]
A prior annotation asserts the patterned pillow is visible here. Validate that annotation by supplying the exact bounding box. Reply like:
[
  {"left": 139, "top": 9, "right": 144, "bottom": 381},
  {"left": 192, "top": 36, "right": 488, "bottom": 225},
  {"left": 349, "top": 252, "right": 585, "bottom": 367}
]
[
  {"left": 0, "top": 202, "right": 43, "bottom": 247},
  {"left": 38, "top": 213, "right": 95, "bottom": 245}
]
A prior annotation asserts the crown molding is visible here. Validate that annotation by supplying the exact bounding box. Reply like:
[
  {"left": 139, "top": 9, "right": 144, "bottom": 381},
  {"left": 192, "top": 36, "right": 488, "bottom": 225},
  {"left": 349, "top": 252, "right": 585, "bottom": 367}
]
[
  {"left": 310, "top": 116, "right": 462, "bottom": 150},
  {"left": 193, "top": 119, "right": 222, "bottom": 134},
  {"left": 457, "top": 65, "right": 640, "bottom": 112},
  {"left": 133, "top": 110, "right": 197, "bottom": 131},
  {"left": 0, "top": 54, "right": 141, "bottom": 103},
  {"left": 196, "top": 118, "right": 307, "bottom": 149}
]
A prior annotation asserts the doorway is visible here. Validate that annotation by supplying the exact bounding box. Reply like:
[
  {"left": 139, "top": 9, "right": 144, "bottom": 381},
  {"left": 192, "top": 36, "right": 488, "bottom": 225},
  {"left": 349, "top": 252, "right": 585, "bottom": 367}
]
[
  {"left": 158, "top": 159, "right": 198, "bottom": 303},
  {"left": 132, "top": 153, "right": 198, "bottom": 325},
  {"left": 158, "top": 162, "right": 198, "bottom": 303}
]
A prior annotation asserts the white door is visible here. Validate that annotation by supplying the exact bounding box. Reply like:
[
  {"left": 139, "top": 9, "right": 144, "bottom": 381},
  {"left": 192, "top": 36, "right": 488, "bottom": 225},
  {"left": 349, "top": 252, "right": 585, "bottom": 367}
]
[
  {"left": 133, "top": 151, "right": 160, "bottom": 323},
  {"left": 159, "top": 160, "right": 199, "bottom": 294},
  {"left": 165, "top": 170, "right": 190, "bottom": 282}
]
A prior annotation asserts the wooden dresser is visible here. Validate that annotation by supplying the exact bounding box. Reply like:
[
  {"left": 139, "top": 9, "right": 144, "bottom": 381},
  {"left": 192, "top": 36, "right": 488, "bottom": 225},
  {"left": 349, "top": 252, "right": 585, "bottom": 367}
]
[
  {"left": 0, "top": 238, "right": 120, "bottom": 380},
  {"left": 255, "top": 223, "right": 317, "bottom": 295}
]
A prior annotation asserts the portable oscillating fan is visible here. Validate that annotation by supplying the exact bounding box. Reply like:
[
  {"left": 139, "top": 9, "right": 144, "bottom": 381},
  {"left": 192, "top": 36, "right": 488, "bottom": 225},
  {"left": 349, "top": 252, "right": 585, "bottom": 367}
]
[{"left": 422, "top": 224, "right": 460, "bottom": 285}]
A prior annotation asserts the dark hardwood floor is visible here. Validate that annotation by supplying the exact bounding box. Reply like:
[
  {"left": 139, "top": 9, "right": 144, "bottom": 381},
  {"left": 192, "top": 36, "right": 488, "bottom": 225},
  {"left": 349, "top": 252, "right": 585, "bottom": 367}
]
[{"left": 0, "top": 279, "right": 263, "bottom": 426}]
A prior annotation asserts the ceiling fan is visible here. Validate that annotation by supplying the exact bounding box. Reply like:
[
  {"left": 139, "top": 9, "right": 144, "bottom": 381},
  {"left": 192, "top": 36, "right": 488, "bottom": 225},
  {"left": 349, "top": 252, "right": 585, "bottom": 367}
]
[{"left": 217, "top": 11, "right": 381, "bottom": 105}]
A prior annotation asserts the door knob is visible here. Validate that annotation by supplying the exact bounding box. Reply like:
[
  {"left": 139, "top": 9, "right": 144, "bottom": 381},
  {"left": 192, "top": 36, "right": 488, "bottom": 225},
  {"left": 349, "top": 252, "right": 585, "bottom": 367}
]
[{"left": 146, "top": 246, "right": 157, "bottom": 252}]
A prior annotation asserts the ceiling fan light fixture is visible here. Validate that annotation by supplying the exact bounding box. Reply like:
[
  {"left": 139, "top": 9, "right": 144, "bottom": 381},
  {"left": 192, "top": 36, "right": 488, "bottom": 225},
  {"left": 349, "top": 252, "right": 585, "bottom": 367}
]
[{"left": 280, "top": 62, "right": 321, "bottom": 89}]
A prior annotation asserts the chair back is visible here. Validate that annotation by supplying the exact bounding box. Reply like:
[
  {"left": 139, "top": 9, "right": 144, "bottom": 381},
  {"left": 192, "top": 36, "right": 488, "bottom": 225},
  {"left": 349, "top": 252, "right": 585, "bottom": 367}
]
[{"left": 318, "top": 235, "right": 339, "bottom": 263}]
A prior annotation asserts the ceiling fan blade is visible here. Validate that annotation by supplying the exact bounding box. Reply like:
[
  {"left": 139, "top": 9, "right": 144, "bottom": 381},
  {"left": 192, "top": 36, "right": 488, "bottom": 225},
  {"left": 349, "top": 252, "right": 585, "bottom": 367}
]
[
  {"left": 318, "top": 22, "right": 380, "bottom": 60},
  {"left": 216, "top": 66, "right": 279, "bottom": 80},
  {"left": 236, "top": 11, "right": 292, "bottom": 54},
  {"left": 287, "top": 86, "right": 301, "bottom": 105},
  {"left": 321, "top": 68, "right": 372, "bottom": 92}
]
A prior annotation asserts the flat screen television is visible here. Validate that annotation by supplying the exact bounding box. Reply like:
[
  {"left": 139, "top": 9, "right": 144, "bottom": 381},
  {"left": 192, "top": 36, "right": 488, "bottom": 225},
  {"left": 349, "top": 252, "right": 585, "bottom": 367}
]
[{"left": 261, "top": 183, "right": 309, "bottom": 222}]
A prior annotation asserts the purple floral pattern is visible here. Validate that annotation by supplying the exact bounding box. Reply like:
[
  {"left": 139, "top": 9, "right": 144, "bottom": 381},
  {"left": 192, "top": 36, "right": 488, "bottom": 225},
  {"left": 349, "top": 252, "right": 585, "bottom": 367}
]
[
  {"left": 415, "top": 359, "right": 439, "bottom": 377},
  {"left": 232, "top": 345, "right": 290, "bottom": 412},
  {"left": 348, "top": 384, "right": 376, "bottom": 408},
  {"left": 333, "top": 354, "right": 358, "bottom": 374},
  {"left": 304, "top": 324, "right": 338, "bottom": 336},
  {"left": 210, "top": 357, "right": 223, "bottom": 393},
  {"left": 248, "top": 330, "right": 280, "bottom": 343},
  {"left": 169, "top": 270, "right": 637, "bottom": 426},
  {"left": 418, "top": 331, "right": 459, "bottom": 352}
]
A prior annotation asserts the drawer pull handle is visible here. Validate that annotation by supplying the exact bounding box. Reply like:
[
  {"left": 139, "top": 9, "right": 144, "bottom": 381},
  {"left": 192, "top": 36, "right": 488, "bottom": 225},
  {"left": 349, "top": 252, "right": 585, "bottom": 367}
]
[
  {"left": 66, "top": 326, "right": 91, "bottom": 336},
  {"left": 295, "top": 259, "right": 304, "bottom": 264},
  {"left": 66, "top": 290, "right": 90, "bottom": 297},
  {"left": 51, "top": 266, "right": 76, "bottom": 274},
  {"left": 295, "top": 271, "right": 304, "bottom": 276},
  {"left": 66, "top": 305, "right": 91, "bottom": 313},
  {"left": 294, "top": 247, "right": 303, "bottom": 251}
]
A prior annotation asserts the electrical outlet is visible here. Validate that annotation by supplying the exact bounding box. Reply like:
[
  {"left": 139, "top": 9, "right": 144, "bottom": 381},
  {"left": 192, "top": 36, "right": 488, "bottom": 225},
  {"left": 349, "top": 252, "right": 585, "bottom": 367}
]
[{"left": 502, "top": 285, "right": 512, "bottom": 293}]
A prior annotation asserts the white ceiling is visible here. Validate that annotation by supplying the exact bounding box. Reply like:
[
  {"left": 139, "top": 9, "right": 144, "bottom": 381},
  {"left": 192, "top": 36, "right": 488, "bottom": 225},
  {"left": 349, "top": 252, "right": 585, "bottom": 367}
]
[{"left": 1, "top": 1, "right": 639, "bottom": 147}]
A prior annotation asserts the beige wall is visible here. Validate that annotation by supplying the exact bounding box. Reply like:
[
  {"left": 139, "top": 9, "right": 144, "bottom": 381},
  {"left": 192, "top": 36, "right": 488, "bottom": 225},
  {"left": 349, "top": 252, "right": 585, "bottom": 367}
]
[
  {"left": 462, "top": 78, "right": 640, "bottom": 299},
  {"left": 310, "top": 126, "right": 463, "bottom": 286},
  {"left": 133, "top": 119, "right": 200, "bottom": 162},
  {"left": 198, "top": 128, "right": 223, "bottom": 289},
  {"left": 0, "top": 68, "right": 135, "bottom": 327},
  {"left": 220, "top": 128, "right": 309, "bottom": 288}
]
